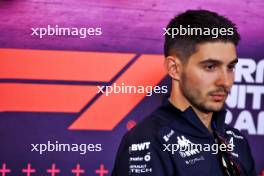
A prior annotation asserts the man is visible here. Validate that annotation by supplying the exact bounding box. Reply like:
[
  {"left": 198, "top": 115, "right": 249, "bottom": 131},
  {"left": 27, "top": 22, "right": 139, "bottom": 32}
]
[{"left": 111, "top": 10, "right": 256, "bottom": 176}]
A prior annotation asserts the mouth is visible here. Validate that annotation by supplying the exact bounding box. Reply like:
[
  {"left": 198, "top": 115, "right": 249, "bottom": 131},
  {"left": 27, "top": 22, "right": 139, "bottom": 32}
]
[{"left": 210, "top": 93, "right": 227, "bottom": 101}]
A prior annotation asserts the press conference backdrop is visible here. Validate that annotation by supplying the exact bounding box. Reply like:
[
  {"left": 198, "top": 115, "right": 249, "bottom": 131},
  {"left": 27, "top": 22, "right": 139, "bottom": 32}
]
[{"left": 0, "top": 0, "right": 263, "bottom": 175}]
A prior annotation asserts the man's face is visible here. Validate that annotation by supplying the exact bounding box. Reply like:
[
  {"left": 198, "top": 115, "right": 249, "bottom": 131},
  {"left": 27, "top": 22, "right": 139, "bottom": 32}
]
[{"left": 179, "top": 41, "right": 238, "bottom": 113}]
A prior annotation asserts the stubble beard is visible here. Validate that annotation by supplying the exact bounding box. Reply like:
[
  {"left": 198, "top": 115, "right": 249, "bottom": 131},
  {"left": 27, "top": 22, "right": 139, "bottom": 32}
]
[{"left": 180, "top": 73, "right": 226, "bottom": 113}]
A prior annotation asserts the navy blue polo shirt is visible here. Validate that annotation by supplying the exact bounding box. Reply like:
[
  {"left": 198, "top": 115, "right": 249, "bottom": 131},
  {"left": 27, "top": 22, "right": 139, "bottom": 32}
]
[{"left": 111, "top": 100, "right": 256, "bottom": 176}]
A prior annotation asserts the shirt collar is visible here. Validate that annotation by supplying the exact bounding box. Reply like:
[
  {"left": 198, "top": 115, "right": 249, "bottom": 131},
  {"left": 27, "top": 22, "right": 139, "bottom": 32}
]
[{"left": 164, "top": 99, "right": 227, "bottom": 136}]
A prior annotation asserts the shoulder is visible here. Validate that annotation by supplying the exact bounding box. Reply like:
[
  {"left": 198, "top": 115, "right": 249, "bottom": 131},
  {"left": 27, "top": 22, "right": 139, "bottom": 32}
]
[
  {"left": 112, "top": 112, "right": 175, "bottom": 176},
  {"left": 125, "top": 109, "right": 177, "bottom": 143}
]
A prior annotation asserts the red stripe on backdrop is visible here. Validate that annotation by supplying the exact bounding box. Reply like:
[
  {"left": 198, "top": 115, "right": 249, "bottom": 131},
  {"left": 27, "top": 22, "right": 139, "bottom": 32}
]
[
  {"left": 0, "top": 49, "right": 167, "bottom": 131},
  {"left": 0, "top": 83, "right": 98, "bottom": 112},
  {"left": 69, "top": 55, "right": 167, "bottom": 130},
  {"left": 0, "top": 49, "right": 134, "bottom": 82}
]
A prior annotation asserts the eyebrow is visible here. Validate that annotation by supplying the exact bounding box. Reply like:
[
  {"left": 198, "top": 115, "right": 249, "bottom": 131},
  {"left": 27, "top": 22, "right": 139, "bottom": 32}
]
[{"left": 199, "top": 58, "right": 238, "bottom": 65}]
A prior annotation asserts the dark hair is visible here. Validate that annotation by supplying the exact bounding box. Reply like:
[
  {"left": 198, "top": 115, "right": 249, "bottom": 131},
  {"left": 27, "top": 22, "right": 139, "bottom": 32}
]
[{"left": 164, "top": 10, "right": 240, "bottom": 61}]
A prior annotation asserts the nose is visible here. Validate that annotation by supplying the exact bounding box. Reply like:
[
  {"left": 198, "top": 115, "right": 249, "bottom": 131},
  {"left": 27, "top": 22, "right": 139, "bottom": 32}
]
[{"left": 215, "top": 69, "right": 234, "bottom": 91}]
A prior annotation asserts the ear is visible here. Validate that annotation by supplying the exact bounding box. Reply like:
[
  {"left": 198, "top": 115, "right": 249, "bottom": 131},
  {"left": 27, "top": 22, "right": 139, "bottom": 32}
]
[{"left": 164, "top": 56, "right": 183, "bottom": 81}]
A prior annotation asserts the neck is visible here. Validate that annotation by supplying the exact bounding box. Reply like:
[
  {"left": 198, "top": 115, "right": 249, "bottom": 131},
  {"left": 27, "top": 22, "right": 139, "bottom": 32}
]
[{"left": 169, "top": 83, "right": 213, "bottom": 132}]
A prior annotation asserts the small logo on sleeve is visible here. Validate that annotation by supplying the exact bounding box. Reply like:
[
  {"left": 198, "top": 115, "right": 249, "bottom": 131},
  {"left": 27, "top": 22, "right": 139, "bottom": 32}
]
[{"left": 130, "top": 142, "right": 151, "bottom": 152}]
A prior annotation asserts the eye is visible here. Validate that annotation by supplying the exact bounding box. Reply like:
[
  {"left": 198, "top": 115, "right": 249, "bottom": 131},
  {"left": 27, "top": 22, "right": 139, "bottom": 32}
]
[
  {"left": 205, "top": 64, "right": 216, "bottom": 71},
  {"left": 227, "top": 64, "right": 236, "bottom": 71}
]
